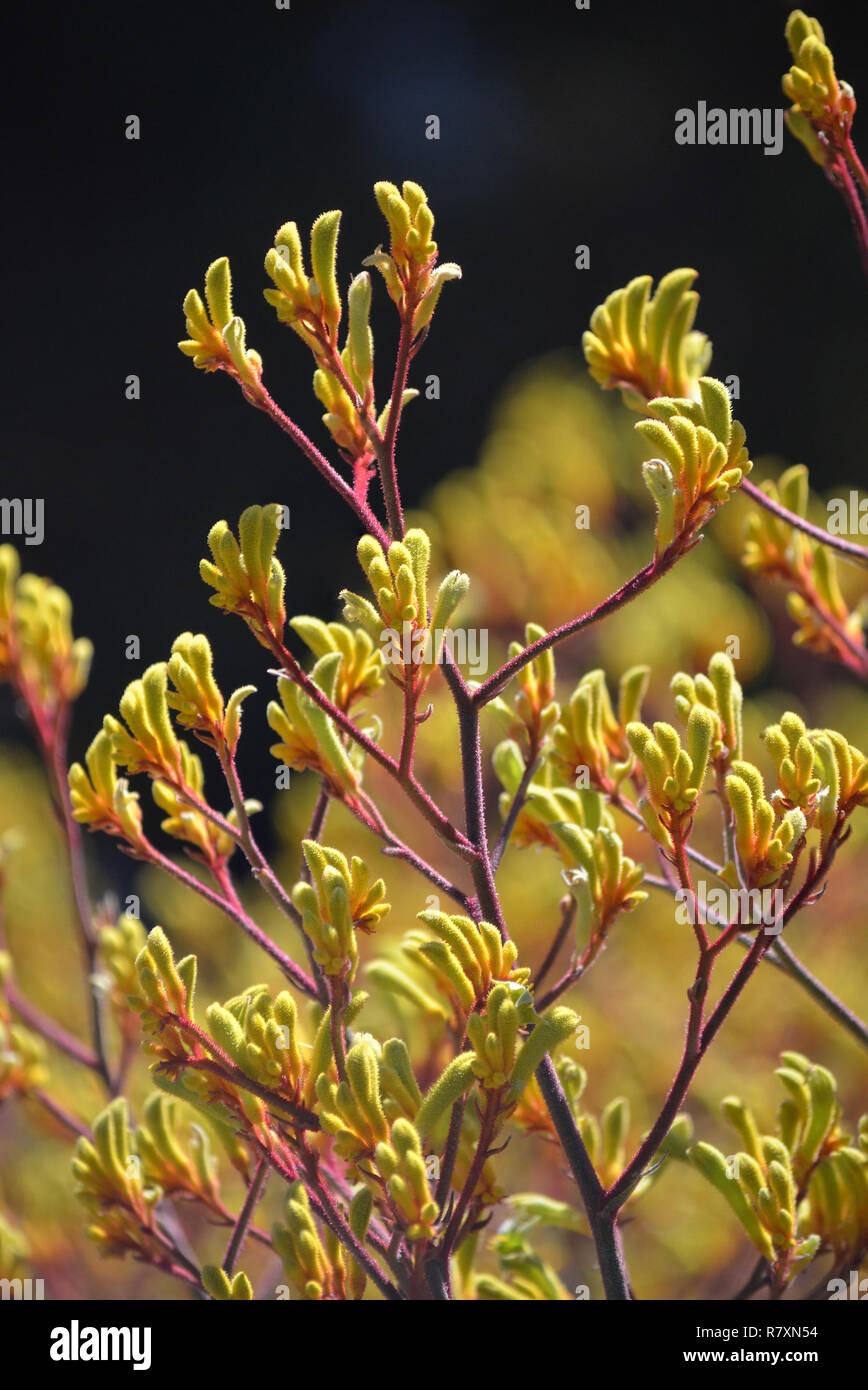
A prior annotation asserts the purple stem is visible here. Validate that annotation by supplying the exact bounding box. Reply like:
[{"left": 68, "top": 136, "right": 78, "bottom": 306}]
[
  {"left": 473, "top": 548, "right": 683, "bottom": 707},
  {"left": 739, "top": 476, "right": 868, "bottom": 568},
  {"left": 535, "top": 1058, "right": 632, "bottom": 1300},
  {"left": 222, "top": 1159, "right": 268, "bottom": 1276}
]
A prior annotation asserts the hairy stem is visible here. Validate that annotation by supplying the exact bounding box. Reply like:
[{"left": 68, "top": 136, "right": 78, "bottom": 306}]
[
  {"left": 739, "top": 476, "right": 868, "bottom": 569},
  {"left": 533, "top": 896, "right": 577, "bottom": 995},
  {"left": 377, "top": 307, "right": 418, "bottom": 540},
  {"left": 254, "top": 384, "right": 389, "bottom": 546},
  {"left": 644, "top": 855, "right": 868, "bottom": 1053},
  {"left": 828, "top": 155, "right": 868, "bottom": 279},
  {"left": 298, "top": 1147, "right": 404, "bottom": 1301},
  {"left": 267, "top": 633, "right": 476, "bottom": 859},
  {"left": 439, "top": 1090, "right": 501, "bottom": 1258},
  {"left": 491, "top": 752, "right": 540, "bottom": 871},
  {"left": 449, "top": 669, "right": 508, "bottom": 936},
  {"left": 216, "top": 743, "right": 304, "bottom": 929},
  {"left": 140, "top": 841, "right": 316, "bottom": 997},
  {"left": 473, "top": 545, "right": 684, "bottom": 707},
  {"left": 535, "top": 1057, "right": 632, "bottom": 1300},
  {"left": 222, "top": 1159, "right": 268, "bottom": 1276},
  {"left": 30, "top": 1088, "right": 91, "bottom": 1139},
  {"left": 3, "top": 979, "right": 102, "bottom": 1072}
]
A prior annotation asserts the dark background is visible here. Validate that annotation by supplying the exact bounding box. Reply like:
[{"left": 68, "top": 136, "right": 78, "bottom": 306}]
[{"left": 4, "top": 0, "right": 867, "bottom": 781}]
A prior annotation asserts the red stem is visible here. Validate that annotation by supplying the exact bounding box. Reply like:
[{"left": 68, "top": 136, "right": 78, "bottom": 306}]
[
  {"left": 221, "top": 1159, "right": 268, "bottom": 1276},
  {"left": 532, "top": 897, "right": 577, "bottom": 995},
  {"left": 398, "top": 678, "right": 419, "bottom": 778},
  {"left": 377, "top": 306, "right": 418, "bottom": 540},
  {"left": 828, "top": 154, "right": 868, "bottom": 279},
  {"left": 603, "top": 828, "right": 838, "bottom": 1214},
  {"left": 739, "top": 476, "right": 868, "bottom": 569},
  {"left": 444, "top": 661, "right": 509, "bottom": 937},
  {"left": 267, "top": 632, "right": 476, "bottom": 859},
  {"left": 214, "top": 742, "right": 308, "bottom": 932},
  {"left": 491, "top": 751, "right": 541, "bottom": 871},
  {"left": 439, "top": 1090, "right": 501, "bottom": 1257},
  {"left": 141, "top": 840, "right": 317, "bottom": 998},
  {"left": 294, "top": 1145, "right": 403, "bottom": 1301},
  {"left": 254, "top": 384, "right": 389, "bottom": 547},
  {"left": 843, "top": 133, "right": 868, "bottom": 201},
  {"left": 38, "top": 703, "right": 113, "bottom": 1090},
  {"left": 472, "top": 547, "right": 684, "bottom": 708},
  {"left": 4, "top": 981, "right": 101, "bottom": 1071},
  {"left": 672, "top": 825, "right": 708, "bottom": 951},
  {"left": 30, "top": 1088, "right": 91, "bottom": 1139}
]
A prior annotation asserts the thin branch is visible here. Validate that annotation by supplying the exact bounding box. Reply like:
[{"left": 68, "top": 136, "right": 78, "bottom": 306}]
[
  {"left": 398, "top": 679, "right": 420, "bottom": 778},
  {"left": 160, "top": 1053, "right": 319, "bottom": 1129},
  {"left": 535, "top": 1057, "right": 632, "bottom": 1300},
  {"left": 643, "top": 870, "right": 868, "bottom": 1052},
  {"left": 303, "top": 782, "right": 331, "bottom": 864},
  {"left": 350, "top": 783, "right": 472, "bottom": 910},
  {"left": 844, "top": 133, "right": 868, "bottom": 201},
  {"left": 672, "top": 824, "right": 708, "bottom": 952},
  {"left": 29, "top": 1088, "right": 91, "bottom": 1139},
  {"left": 439, "top": 1090, "right": 501, "bottom": 1258},
  {"left": 761, "top": 938, "right": 868, "bottom": 1053},
  {"left": 295, "top": 1148, "right": 404, "bottom": 1301},
  {"left": 47, "top": 716, "right": 113, "bottom": 1090},
  {"left": 445, "top": 661, "right": 508, "bottom": 936},
  {"left": 254, "top": 383, "right": 389, "bottom": 547},
  {"left": 491, "top": 753, "right": 541, "bottom": 871},
  {"left": 739, "top": 476, "right": 868, "bottom": 569},
  {"left": 828, "top": 155, "right": 868, "bottom": 279},
  {"left": 473, "top": 544, "right": 684, "bottom": 708},
  {"left": 3, "top": 979, "right": 101, "bottom": 1072},
  {"left": 216, "top": 743, "right": 303, "bottom": 929},
  {"left": 434, "top": 1096, "right": 467, "bottom": 1211},
  {"left": 377, "top": 306, "right": 418, "bottom": 539},
  {"left": 379, "top": 842, "right": 472, "bottom": 912},
  {"left": 140, "top": 840, "right": 317, "bottom": 998},
  {"left": 266, "top": 635, "right": 476, "bottom": 860},
  {"left": 148, "top": 1219, "right": 205, "bottom": 1293},
  {"left": 222, "top": 1159, "right": 268, "bottom": 1276},
  {"left": 533, "top": 896, "right": 577, "bottom": 995}
]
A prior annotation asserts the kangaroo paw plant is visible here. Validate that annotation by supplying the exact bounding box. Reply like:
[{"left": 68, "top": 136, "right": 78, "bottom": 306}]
[{"left": 0, "top": 12, "right": 866, "bottom": 1303}]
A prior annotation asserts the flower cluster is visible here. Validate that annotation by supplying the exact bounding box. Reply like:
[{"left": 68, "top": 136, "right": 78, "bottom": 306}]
[
  {"left": 742, "top": 465, "right": 867, "bottom": 675},
  {"left": 689, "top": 1053, "right": 868, "bottom": 1294}
]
